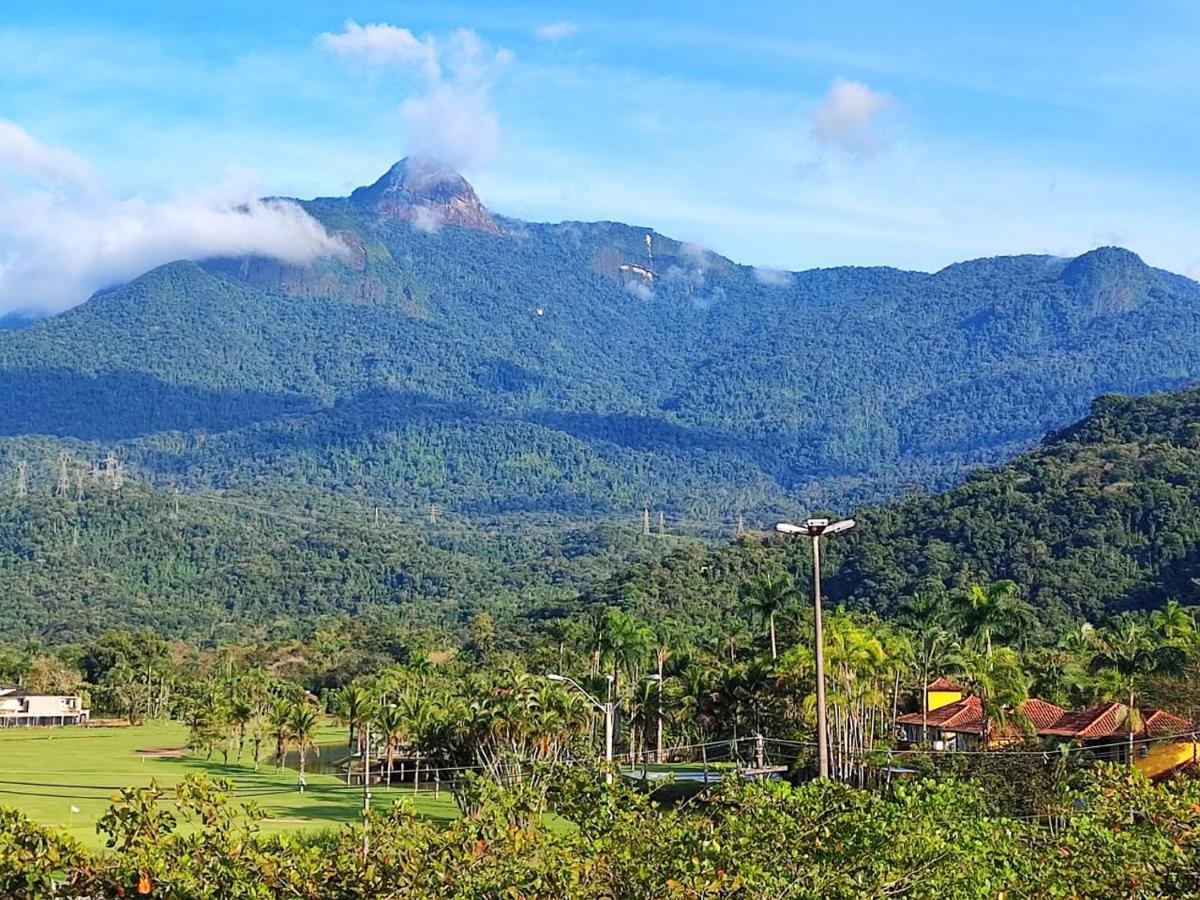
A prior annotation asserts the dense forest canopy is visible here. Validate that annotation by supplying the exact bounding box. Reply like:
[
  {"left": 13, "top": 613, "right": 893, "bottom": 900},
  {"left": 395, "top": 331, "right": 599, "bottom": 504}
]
[
  {"left": 0, "top": 161, "right": 1199, "bottom": 521},
  {"left": 3, "top": 384, "right": 1199, "bottom": 644},
  {"left": 586, "top": 385, "right": 1200, "bottom": 635}
]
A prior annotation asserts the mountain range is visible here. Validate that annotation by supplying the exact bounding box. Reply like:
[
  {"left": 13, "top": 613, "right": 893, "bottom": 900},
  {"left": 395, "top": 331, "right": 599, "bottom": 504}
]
[{"left": 2, "top": 157, "right": 1200, "bottom": 523}]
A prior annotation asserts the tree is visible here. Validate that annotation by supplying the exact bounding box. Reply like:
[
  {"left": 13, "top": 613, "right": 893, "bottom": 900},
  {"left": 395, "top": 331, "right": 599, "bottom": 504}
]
[
  {"left": 1089, "top": 614, "right": 1185, "bottom": 760},
  {"left": 742, "top": 572, "right": 797, "bottom": 661},
  {"left": 334, "top": 684, "right": 372, "bottom": 784},
  {"left": 955, "top": 581, "right": 1033, "bottom": 657},
  {"left": 227, "top": 697, "right": 252, "bottom": 763},
  {"left": 897, "top": 593, "right": 958, "bottom": 743},
  {"left": 268, "top": 700, "right": 292, "bottom": 773},
  {"left": 375, "top": 700, "right": 405, "bottom": 789},
  {"left": 956, "top": 647, "right": 1031, "bottom": 747},
  {"left": 598, "top": 609, "right": 652, "bottom": 701},
  {"left": 288, "top": 702, "right": 320, "bottom": 792}
]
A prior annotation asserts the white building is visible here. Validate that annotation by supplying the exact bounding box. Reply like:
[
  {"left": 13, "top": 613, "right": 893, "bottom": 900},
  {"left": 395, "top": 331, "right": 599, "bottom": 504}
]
[{"left": 0, "top": 684, "right": 89, "bottom": 726}]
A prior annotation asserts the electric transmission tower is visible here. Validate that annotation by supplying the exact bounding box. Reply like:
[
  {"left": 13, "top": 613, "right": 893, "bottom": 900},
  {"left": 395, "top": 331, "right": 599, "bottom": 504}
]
[
  {"left": 56, "top": 452, "right": 71, "bottom": 498},
  {"left": 15, "top": 460, "right": 28, "bottom": 498}
]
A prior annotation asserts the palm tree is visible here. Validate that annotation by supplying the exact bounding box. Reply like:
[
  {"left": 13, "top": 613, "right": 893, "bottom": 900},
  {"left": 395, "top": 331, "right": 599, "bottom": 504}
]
[
  {"left": 955, "top": 580, "right": 1033, "bottom": 657},
  {"left": 956, "top": 647, "right": 1031, "bottom": 747},
  {"left": 742, "top": 571, "right": 797, "bottom": 660},
  {"left": 288, "top": 702, "right": 320, "bottom": 792},
  {"left": 268, "top": 699, "right": 292, "bottom": 773},
  {"left": 375, "top": 700, "right": 405, "bottom": 789},
  {"left": 897, "top": 594, "right": 958, "bottom": 743},
  {"left": 1150, "top": 599, "right": 1195, "bottom": 641},
  {"left": 598, "top": 608, "right": 652, "bottom": 699},
  {"left": 335, "top": 684, "right": 371, "bottom": 751},
  {"left": 1089, "top": 614, "right": 1185, "bottom": 760},
  {"left": 228, "top": 697, "right": 253, "bottom": 763}
]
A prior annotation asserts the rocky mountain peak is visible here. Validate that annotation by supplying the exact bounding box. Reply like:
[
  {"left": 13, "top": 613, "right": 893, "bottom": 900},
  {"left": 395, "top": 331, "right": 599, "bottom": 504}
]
[{"left": 349, "top": 157, "right": 500, "bottom": 235}]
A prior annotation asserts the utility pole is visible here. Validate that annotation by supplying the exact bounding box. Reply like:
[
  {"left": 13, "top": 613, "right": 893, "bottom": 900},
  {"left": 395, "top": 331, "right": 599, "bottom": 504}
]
[
  {"left": 15, "top": 460, "right": 27, "bottom": 498},
  {"left": 656, "top": 653, "right": 665, "bottom": 763},
  {"left": 361, "top": 720, "right": 371, "bottom": 858}
]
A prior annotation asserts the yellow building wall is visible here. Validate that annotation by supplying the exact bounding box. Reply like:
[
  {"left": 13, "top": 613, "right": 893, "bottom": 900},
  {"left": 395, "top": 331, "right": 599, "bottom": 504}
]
[
  {"left": 927, "top": 690, "right": 963, "bottom": 712},
  {"left": 1135, "top": 739, "right": 1198, "bottom": 779}
]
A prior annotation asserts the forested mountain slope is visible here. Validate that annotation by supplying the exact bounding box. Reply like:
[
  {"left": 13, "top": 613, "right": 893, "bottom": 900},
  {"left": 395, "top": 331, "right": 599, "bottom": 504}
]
[
  {"left": 0, "top": 471, "right": 669, "bottom": 644},
  {"left": 589, "top": 386, "right": 1200, "bottom": 634},
  {"left": 2, "top": 158, "right": 1200, "bottom": 518},
  {"left": 5, "top": 385, "right": 1200, "bottom": 644}
]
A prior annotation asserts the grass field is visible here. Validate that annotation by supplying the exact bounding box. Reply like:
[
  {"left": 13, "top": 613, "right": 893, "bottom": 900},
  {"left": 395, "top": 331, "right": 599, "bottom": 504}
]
[{"left": 0, "top": 721, "right": 459, "bottom": 847}]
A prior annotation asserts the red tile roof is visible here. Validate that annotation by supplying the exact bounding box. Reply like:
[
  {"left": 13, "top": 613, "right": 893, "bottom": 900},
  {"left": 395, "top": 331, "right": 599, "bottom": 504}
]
[
  {"left": 925, "top": 677, "right": 965, "bottom": 692},
  {"left": 1038, "top": 701, "right": 1128, "bottom": 740},
  {"left": 899, "top": 696, "right": 1064, "bottom": 739},
  {"left": 1021, "top": 698, "right": 1066, "bottom": 731},
  {"left": 897, "top": 696, "right": 988, "bottom": 734},
  {"left": 1139, "top": 708, "right": 1194, "bottom": 739}
]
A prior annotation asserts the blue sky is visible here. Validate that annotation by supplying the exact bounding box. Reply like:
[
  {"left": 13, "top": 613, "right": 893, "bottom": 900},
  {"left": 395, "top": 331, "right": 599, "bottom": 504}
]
[{"left": 2, "top": 1, "right": 1200, "bottom": 311}]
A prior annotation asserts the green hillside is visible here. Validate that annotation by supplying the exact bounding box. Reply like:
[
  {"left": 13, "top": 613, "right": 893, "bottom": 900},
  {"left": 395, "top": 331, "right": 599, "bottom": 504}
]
[
  {"left": 0, "top": 471, "right": 675, "bottom": 644},
  {"left": 1, "top": 160, "right": 1198, "bottom": 519},
  {"left": 588, "top": 386, "right": 1200, "bottom": 634}
]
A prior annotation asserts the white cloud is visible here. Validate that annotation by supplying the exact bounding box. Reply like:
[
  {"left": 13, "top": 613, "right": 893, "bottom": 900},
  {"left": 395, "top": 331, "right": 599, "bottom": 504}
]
[
  {"left": 0, "top": 121, "right": 348, "bottom": 315},
  {"left": 664, "top": 241, "right": 714, "bottom": 289},
  {"left": 753, "top": 266, "right": 794, "bottom": 286},
  {"left": 401, "top": 80, "right": 499, "bottom": 172},
  {"left": 317, "top": 20, "right": 439, "bottom": 79},
  {"left": 410, "top": 205, "right": 445, "bottom": 233},
  {"left": 322, "top": 23, "right": 509, "bottom": 172},
  {"left": 813, "top": 78, "right": 894, "bottom": 156},
  {"left": 0, "top": 120, "right": 96, "bottom": 186},
  {"left": 625, "top": 280, "right": 654, "bottom": 300},
  {"left": 534, "top": 22, "right": 578, "bottom": 42}
]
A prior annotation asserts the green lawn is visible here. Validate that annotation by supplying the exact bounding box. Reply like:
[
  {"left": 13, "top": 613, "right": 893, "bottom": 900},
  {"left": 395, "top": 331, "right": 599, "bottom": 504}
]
[{"left": 0, "top": 721, "right": 459, "bottom": 847}]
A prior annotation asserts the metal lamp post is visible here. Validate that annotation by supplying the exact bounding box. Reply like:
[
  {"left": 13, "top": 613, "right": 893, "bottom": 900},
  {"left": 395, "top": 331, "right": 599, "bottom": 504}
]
[
  {"left": 548, "top": 673, "right": 616, "bottom": 784},
  {"left": 775, "top": 517, "right": 855, "bottom": 779}
]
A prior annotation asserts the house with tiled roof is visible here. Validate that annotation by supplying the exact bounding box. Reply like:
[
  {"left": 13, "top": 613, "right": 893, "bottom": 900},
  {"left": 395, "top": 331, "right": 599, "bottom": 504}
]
[
  {"left": 896, "top": 693, "right": 1063, "bottom": 751},
  {"left": 1039, "top": 702, "right": 1197, "bottom": 777},
  {"left": 895, "top": 679, "right": 1197, "bottom": 777}
]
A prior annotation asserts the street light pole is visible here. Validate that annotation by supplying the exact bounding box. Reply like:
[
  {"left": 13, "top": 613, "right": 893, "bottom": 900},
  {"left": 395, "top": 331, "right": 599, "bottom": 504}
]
[
  {"left": 549, "top": 673, "right": 616, "bottom": 785},
  {"left": 810, "top": 530, "right": 828, "bottom": 781},
  {"left": 776, "top": 517, "right": 855, "bottom": 780}
]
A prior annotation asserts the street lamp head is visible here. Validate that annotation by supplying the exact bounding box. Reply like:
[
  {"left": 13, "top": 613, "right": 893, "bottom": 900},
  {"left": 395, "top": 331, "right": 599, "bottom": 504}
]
[
  {"left": 777, "top": 517, "right": 856, "bottom": 537},
  {"left": 643, "top": 673, "right": 662, "bottom": 682},
  {"left": 546, "top": 674, "right": 566, "bottom": 683}
]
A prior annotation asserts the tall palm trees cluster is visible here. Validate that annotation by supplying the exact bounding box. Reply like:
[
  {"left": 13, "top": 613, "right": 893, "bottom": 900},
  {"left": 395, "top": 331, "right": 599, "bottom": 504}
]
[
  {"left": 330, "top": 667, "right": 594, "bottom": 794},
  {"left": 166, "top": 573, "right": 1200, "bottom": 792},
  {"left": 179, "top": 668, "right": 321, "bottom": 786}
]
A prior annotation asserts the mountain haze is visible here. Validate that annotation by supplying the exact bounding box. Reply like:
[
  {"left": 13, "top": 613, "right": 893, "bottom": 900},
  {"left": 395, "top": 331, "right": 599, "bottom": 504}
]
[{"left": 1, "top": 160, "right": 1199, "bottom": 520}]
